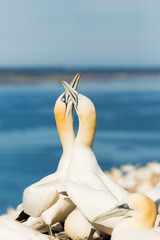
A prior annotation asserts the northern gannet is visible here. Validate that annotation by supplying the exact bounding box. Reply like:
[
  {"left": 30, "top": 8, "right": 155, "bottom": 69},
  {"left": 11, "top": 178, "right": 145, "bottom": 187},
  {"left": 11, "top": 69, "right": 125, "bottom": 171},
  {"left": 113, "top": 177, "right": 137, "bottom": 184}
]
[
  {"left": 94, "top": 193, "right": 160, "bottom": 240},
  {"left": 17, "top": 74, "right": 80, "bottom": 234},
  {"left": 62, "top": 81, "right": 129, "bottom": 235}
]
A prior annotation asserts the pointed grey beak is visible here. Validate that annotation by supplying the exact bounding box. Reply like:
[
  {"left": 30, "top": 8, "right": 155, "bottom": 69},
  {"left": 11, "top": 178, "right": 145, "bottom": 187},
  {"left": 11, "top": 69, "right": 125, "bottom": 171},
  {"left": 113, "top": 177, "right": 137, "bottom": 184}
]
[
  {"left": 70, "top": 73, "right": 81, "bottom": 91},
  {"left": 93, "top": 205, "right": 130, "bottom": 223},
  {"left": 62, "top": 81, "right": 79, "bottom": 110},
  {"left": 61, "top": 73, "right": 80, "bottom": 105}
]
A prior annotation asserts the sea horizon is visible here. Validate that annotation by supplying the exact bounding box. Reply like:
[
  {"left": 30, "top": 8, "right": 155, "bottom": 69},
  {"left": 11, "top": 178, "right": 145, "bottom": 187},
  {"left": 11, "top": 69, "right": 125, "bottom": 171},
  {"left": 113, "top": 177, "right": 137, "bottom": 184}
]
[{"left": 0, "top": 66, "right": 160, "bottom": 85}]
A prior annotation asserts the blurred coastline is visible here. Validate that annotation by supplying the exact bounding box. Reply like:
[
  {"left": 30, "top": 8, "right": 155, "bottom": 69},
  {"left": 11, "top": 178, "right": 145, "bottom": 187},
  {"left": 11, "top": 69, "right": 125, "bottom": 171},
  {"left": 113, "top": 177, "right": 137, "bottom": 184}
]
[{"left": 1, "top": 67, "right": 160, "bottom": 84}]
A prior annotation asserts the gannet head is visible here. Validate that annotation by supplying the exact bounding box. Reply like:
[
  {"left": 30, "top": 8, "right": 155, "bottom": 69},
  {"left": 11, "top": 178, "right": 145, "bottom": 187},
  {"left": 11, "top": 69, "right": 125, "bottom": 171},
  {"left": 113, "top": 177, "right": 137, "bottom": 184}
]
[
  {"left": 62, "top": 80, "right": 97, "bottom": 147},
  {"left": 54, "top": 73, "right": 81, "bottom": 116},
  {"left": 94, "top": 193, "right": 157, "bottom": 229},
  {"left": 54, "top": 93, "right": 72, "bottom": 119},
  {"left": 54, "top": 73, "right": 80, "bottom": 148}
]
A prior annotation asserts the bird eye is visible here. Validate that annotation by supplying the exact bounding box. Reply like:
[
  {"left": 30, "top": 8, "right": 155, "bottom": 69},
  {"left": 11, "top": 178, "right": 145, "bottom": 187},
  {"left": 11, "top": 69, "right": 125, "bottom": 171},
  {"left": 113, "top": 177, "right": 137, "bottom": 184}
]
[
  {"left": 122, "top": 203, "right": 129, "bottom": 209},
  {"left": 61, "top": 96, "right": 65, "bottom": 103}
]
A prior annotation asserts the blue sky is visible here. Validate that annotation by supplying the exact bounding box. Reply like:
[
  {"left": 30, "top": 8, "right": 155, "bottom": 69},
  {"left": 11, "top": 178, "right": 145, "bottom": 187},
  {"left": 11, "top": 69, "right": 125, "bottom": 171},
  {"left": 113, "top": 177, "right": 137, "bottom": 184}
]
[{"left": 0, "top": 0, "right": 160, "bottom": 67}]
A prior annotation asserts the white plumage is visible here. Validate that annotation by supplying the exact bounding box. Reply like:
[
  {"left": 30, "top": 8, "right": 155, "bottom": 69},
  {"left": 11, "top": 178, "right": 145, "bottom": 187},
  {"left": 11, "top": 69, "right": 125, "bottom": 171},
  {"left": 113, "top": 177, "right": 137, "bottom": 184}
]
[
  {"left": 20, "top": 74, "right": 80, "bottom": 230},
  {"left": 62, "top": 81, "right": 129, "bottom": 235},
  {"left": 0, "top": 216, "right": 50, "bottom": 240},
  {"left": 94, "top": 193, "right": 160, "bottom": 240}
]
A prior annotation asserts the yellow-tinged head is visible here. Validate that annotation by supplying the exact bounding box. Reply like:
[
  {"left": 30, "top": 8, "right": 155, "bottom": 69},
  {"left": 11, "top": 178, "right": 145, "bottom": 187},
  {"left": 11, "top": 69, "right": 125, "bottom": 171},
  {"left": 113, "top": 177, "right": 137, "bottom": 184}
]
[
  {"left": 94, "top": 193, "right": 157, "bottom": 230},
  {"left": 54, "top": 73, "right": 81, "bottom": 150},
  {"left": 54, "top": 93, "right": 75, "bottom": 150},
  {"left": 54, "top": 73, "right": 81, "bottom": 149},
  {"left": 124, "top": 193, "right": 157, "bottom": 229},
  {"left": 62, "top": 81, "right": 97, "bottom": 148},
  {"left": 76, "top": 94, "right": 97, "bottom": 147}
]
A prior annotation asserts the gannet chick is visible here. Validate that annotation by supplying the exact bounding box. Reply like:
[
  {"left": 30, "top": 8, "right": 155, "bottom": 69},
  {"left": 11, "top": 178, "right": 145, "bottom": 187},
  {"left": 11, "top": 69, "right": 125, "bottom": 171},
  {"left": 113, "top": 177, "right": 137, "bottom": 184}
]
[
  {"left": 17, "top": 74, "right": 80, "bottom": 234},
  {"left": 62, "top": 81, "right": 129, "bottom": 235},
  {"left": 94, "top": 193, "right": 160, "bottom": 240}
]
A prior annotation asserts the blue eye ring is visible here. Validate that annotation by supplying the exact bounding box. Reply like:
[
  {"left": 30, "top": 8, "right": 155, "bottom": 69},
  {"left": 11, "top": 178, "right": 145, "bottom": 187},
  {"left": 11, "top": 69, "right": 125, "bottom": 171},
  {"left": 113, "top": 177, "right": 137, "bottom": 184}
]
[
  {"left": 122, "top": 203, "right": 129, "bottom": 209},
  {"left": 61, "top": 96, "right": 65, "bottom": 103}
]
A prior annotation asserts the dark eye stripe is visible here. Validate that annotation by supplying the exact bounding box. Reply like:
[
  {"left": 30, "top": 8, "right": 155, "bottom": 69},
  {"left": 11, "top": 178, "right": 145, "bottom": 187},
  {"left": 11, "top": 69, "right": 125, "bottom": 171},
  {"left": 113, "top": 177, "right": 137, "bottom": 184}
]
[{"left": 72, "top": 80, "right": 76, "bottom": 88}]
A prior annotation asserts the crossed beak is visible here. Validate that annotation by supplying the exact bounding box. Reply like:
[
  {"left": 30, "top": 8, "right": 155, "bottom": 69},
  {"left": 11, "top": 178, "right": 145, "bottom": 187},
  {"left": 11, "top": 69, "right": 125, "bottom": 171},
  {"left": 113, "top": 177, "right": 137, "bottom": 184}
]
[
  {"left": 61, "top": 73, "right": 80, "bottom": 113},
  {"left": 62, "top": 80, "right": 79, "bottom": 111}
]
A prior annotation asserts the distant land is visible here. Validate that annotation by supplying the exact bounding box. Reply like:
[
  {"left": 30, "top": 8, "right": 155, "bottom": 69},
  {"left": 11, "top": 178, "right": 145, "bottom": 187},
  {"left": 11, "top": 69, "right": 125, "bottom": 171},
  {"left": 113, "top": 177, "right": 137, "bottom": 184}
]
[{"left": 0, "top": 67, "right": 160, "bottom": 84}]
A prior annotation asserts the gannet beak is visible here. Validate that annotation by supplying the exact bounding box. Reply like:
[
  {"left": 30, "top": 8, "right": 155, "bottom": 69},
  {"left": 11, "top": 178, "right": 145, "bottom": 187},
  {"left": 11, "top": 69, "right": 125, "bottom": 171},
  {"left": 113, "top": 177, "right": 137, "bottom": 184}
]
[
  {"left": 60, "top": 73, "right": 80, "bottom": 113},
  {"left": 93, "top": 204, "right": 131, "bottom": 223},
  {"left": 62, "top": 80, "right": 79, "bottom": 110},
  {"left": 64, "top": 73, "right": 80, "bottom": 104},
  {"left": 70, "top": 73, "right": 81, "bottom": 92}
]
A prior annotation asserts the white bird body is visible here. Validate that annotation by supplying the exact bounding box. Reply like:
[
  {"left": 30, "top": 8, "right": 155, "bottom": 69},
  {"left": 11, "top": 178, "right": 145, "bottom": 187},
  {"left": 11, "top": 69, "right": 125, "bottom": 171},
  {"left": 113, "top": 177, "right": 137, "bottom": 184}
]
[
  {"left": 23, "top": 152, "right": 73, "bottom": 219},
  {"left": 21, "top": 74, "right": 81, "bottom": 228},
  {"left": 23, "top": 181, "right": 59, "bottom": 218},
  {"left": 112, "top": 228, "right": 160, "bottom": 240},
  {"left": 62, "top": 83, "right": 129, "bottom": 234},
  {"left": 67, "top": 142, "right": 126, "bottom": 234},
  {"left": 0, "top": 216, "right": 50, "bottom": 240},
  {"left": 41, "top": 191, "right": 74, "bottom": 225},
  {"left": 22, "top": 97, "right": 75, "bottom": 225}
]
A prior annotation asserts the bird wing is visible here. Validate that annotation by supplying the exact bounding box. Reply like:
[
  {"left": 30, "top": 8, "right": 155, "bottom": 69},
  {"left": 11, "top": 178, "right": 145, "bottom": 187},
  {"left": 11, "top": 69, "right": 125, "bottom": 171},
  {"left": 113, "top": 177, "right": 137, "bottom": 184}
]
[
  {"left": 41, "top": 194, "right": 75, "bottom": 224},
  {"left": 98, "top": 169, "right": 129, "bottom": 201},
  {"left": 67, "top": 180, "right": 118, "bottom": 223},
  {"left": 23, "top": 185, "right": 59, "bottom": 217},
  {"left": 34, "top": 172, "right": 59, "bottom": 186}
]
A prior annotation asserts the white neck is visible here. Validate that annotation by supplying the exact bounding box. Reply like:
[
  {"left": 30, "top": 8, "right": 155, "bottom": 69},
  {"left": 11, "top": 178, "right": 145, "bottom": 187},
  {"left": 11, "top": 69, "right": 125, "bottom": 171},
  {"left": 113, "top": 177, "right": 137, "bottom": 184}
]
[
  {"left": 76, "top": 95, "right": 97, "bottom": 148},
  {"left": 54, "top": 102, "right": 75, "bottom": 176},
  {"left": 68, "top": 95, "right": 101, "bottom": 183},
  {"left": 57, "top": 130, "right": 75, "bottom": 175}
]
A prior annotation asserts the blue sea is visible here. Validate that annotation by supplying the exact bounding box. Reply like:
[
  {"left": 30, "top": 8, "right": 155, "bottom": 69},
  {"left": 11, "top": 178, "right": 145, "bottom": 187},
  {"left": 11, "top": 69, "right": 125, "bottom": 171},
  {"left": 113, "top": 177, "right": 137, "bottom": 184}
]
[{"left": 0, "top": 76, "right": 160, "bottom": 213}]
